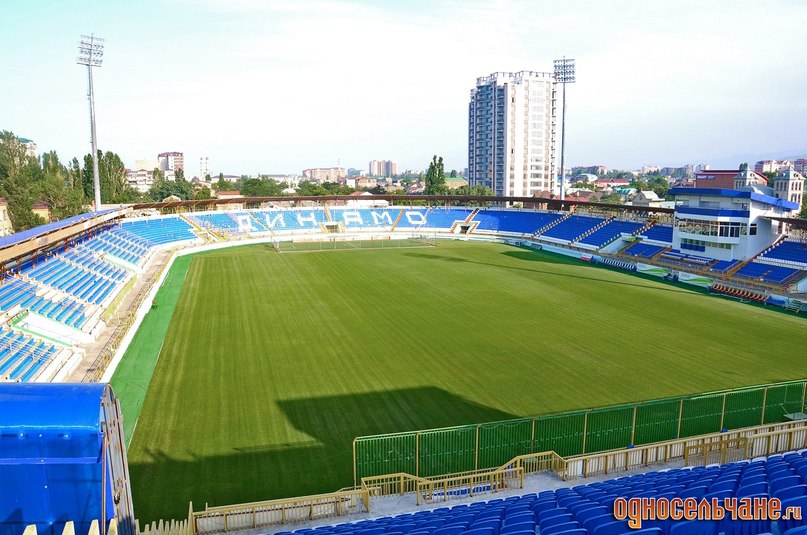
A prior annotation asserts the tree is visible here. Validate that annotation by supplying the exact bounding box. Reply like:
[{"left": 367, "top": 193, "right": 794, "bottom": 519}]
[
  {"left": 0, "top": 131, "right": 46, "bottom": 230},
  {"left": 240, "top": 178, "right": 282, "bottom": 197},
  {"left": 453, "top": 184, "right": 494, "bottom": 196},
  {"left": 647, "top": 175, "right": 670, "bottom": 199},
  {"left": 449, "top": 169, "right": 458, "bottom": 178},
  {"left": 150, "top": 177, "right": 191, "bottom": 201},
  {"left": 296, "top": 181, "right": 327, "bottom": 196},
  {"left": 214, "top": 173, "right": 235, "bottom": 192},
  {"left": 175, "top": 168, "right": 184, "bottom": 181},
  {"left": 36, "top": 151, "right": 85, "bottom": 220},
  {"left": 193, "top": 184, "right": 212, "bottom": 200},
  {"left": 571, "top": 181, "right": 596, "bottom": 191},
  {"left": 425, "top": 155, "right": 446, "bottom": 195},
  {"left": 152, "top": 167, "right": 165, "bottom": 184},
  {"left": 599, "top": 191, "right": 623, "bottom": 204},
  {"left": 82, "top": 150, "right": 140, "bottom": 204}
]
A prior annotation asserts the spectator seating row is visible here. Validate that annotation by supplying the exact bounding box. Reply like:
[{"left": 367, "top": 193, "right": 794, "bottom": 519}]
[
  {"left": 120, "top": 217, "right": 197, "bottom": 245},
  {"left": 539, "top": 215, "right": 607, "bottom": 242},
  {"left": 578, "top": 220, "right": 644, "bottom": 248},
  {"left": 734, "top": 261, "right": 804, "bottom": 284},
  {"left": 759, "top": 241, "right": 807, "bottom": 267},
  {"left": 621, "top": 242, "right": 667, "bottom": 259},
  {"left": 418, "top": 209, "right": 474, "bottom": 230},
  {"left": 253, "top": 209, "right": 328, "bottom": 231},
  {"left": 709, "top": 260, "right": 742, "bottom": 275},
  {"left": 190, "top": 212, "right": 263, "bottom": 233},
  {"left": 62, "top": 249, "right": 127, "bottom": 281},
  {"left": 80, "top": 230, "right": 149, "bottom": 266},
  {"left": 658, "top": 250, "right": 717, "bottom": 268},
  {"left": 473, "top": 210, "right": 564, "bottom": 235},
  {"left": 638, "top": 225, "right": 673, "bottom": 244},
  {"left": 330, "top": 209, "right": 398, "bottom": 228},
  {"left": 0, "top": 278, "right": 87, "bottom": 329},
  {"left": 0, "top": 328, "right": 62, "bottom": 382},
  {"left": 23, "top": 258, "right": 118, "bottom": 306},
  {"left": 277, "top": 451, "right": 807, "bottom": 535}
]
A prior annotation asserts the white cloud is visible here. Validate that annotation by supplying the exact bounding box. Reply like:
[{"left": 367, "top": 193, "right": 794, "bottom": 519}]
[{"left": 2, "top": 0, "right": 805, "bottom": 174}]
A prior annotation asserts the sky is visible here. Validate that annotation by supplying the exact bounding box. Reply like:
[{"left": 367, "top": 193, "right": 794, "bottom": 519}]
[{"left": 1, "top": 0, "right": 806, "bottom": 177}]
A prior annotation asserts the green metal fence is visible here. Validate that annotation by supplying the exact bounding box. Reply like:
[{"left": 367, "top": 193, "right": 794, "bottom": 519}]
[{"left": 353, "top": 379, "right": 807, "bottom": 484}]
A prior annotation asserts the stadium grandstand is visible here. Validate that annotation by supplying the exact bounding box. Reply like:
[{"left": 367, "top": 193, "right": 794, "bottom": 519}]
[{"left": 2, "top": 188, "right": 807, "bottom": 535}]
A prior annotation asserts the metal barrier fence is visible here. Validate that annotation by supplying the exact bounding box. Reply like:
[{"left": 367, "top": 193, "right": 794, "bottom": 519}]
[
  {"left": 559, "top": 419, "right": 807, "bottom": 480},
  {"left": 186, "top": 420, "right": 807, "bottom": 534},
  {"left": 354, "top": 379, "right": 807, "bottom": 483}
]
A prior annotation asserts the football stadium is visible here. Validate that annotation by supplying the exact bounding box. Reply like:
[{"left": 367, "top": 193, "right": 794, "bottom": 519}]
[{"left": 3, "top": 190, "right": 807, "bottom": 535}]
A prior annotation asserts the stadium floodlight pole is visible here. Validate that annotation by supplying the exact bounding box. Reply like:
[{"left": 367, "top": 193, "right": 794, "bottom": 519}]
[
  {"left": 554, "top": 57, "right": 575, "bottom": 201},
  {"left": 77, "top": 34, "right": 105, "bottom": 212}
]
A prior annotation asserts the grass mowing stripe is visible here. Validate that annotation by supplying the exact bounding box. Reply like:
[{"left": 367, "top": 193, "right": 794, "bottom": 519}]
[{"left": 126, "top": 242, "right": 807, "bottom": 522}]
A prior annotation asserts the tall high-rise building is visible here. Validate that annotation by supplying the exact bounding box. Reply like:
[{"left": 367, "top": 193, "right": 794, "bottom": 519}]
[
  {"left": 200, "top": 156, "right": 210, "bottom": 180},
  {"left": 369, "top": 160, "right": 398, "bottom": 177},
  {"left": 468, "top": 71, "right": 557, "bottom": 197},
  {"left": 158, "top": 151, "right": 184, "bottom": 172}
]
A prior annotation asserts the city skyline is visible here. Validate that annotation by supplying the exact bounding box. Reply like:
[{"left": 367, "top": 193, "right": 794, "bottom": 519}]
[{"left": 1, "top": 0, "right": 806, "bottom": 176}]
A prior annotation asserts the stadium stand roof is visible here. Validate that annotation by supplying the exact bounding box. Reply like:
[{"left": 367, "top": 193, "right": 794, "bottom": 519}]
[
  {"left": 131, "top": 194, "right": 676, "bottom": 214},
  {"left": 669, "top": 187, "right": 801, "bottom": 211},
  {"left": 0, "top": 208, "right": 119, "bottom": 250},
  {"left": 0, "top": 208, "right": 128, "bottom": 264},
  {"left": 764, "top": 215, "right": 807, "bottom": 230}
]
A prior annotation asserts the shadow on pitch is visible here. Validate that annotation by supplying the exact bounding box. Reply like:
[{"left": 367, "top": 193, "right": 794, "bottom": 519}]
[{"left": 127, "top": 386, "right": 518, "bottom": 524}]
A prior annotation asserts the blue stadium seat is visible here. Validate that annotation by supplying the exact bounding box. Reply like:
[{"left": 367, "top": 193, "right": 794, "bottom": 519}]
[
  {"left": 760, "top": 240, "right": 807, "bottom": 266},
  {"left": 121, "top": 216, "right": 196, "bottom": 245},
  {"left": 638, "top": 224, "right": 673, "bottom": 243},
  {"left": 621, "top": 242, "right": 666, "bottom": 259},
  {"left": 472, "top": 210, "right": 563, "bottom": 235},
  {"left": 579, "top": 220, "right": 643, "bottom": 248},
  {"left": 734, "top": 261, "right": 803, "bottom": 284},
  {"left": 539, "top": 215, "right": 606, "bottom": 242}
]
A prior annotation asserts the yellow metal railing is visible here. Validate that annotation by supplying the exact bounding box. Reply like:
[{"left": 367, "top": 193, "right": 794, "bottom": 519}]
[
  {"left": 416, "top": 466, "right": 523, "bottom": 504},
  {"left": 684, "top": 437, "right": 749, "bottom": 467},
  {"left": 502, "top": 451, "right": 566, "bottom": 478},
  {"left": 151, "top": 419, "right": 807, "bottom": 535},
  {"left": 360, "top": 472, "right": 427, "bottom": 497},
  {"left": 192, "top": 489, "right": 368, "bottom": 534}
]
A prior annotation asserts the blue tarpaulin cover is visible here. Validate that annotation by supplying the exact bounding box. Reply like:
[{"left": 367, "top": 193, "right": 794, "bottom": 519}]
[{"left": 0, "top": 383, "right": 113, "bottom": 535}]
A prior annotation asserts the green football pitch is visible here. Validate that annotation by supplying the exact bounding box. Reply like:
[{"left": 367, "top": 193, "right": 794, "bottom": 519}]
[{"left": 117, "top": 241, "right": 807, "bottom": 522}]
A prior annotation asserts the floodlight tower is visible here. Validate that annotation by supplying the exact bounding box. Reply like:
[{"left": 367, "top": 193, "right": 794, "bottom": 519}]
[
  {"left": 77, "top": 34, "right": 105, "bottom": 211},
  {"left": 553, "top": 57, "right": 575, "bottom": 201}
]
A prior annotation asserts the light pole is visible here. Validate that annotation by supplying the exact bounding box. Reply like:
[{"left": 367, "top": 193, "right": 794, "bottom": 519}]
[
  {"left": 554, "top": 57, "right": 575, "bottom": 201},
  {"left": 77, "top": 34, "right": 105, "bottom": 211}
]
